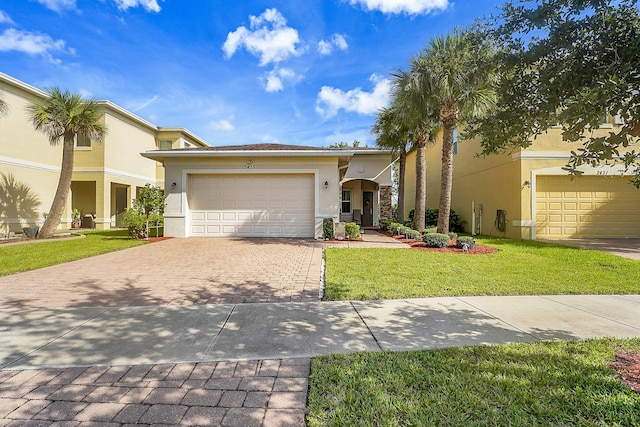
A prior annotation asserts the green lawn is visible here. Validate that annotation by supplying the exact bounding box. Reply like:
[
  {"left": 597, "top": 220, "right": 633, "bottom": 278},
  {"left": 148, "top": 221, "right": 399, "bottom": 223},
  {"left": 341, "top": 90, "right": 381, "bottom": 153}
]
[
  {"left": 307, "top": 338, "right": 640, "bottom": 426},
  {"left": 324, "top": 237, "right": 640, "bottom": 300},
  {"left": 0, "top": 230, "right": 148, "bottom": 276}
]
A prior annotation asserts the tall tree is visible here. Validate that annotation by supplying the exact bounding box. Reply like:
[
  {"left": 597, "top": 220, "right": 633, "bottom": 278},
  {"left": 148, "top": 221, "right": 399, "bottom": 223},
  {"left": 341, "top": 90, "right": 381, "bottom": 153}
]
[
  {"left": 467, "top": 0, "right": 640, "bottom": 186},
  {"left": 28, "top": 88, "right": 106, "bottom": 239},
  {"left": 372, "top": 106, "right": 412, "bottom": 223},
  {"left": 389, "top": 68, "right": 439, "bottom": 232},
  {"left": 412, "top": 29, "right": 497, "bottom": 234}
]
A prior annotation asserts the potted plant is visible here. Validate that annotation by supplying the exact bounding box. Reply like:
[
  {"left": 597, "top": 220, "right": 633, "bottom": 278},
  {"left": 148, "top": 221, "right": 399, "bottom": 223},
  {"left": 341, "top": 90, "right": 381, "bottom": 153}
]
[{"left": 71, "top": 208, "right": 82, "bottom": 228}]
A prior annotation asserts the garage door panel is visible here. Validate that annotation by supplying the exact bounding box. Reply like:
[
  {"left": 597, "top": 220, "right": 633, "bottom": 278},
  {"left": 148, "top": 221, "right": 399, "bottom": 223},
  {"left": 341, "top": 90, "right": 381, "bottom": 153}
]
[
  {"left": 536, "top": 175, "right": 640, "bottom": 238},
  {"left": 188, "top": 174, "right": 314, "bottom": 237}
]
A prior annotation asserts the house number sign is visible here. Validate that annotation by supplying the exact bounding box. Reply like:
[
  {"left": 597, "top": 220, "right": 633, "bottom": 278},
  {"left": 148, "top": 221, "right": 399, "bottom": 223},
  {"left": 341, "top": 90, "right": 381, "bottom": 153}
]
[{"left": 245, "top": 161, "right": 256, "bottom": 169}]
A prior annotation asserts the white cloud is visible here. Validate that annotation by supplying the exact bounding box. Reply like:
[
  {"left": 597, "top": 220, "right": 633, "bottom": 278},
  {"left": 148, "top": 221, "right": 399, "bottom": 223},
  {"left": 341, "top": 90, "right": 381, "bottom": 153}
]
[
  {"left": 36, "top": 0, "right": 76, "bottom": 12},
  {"left": 315, "top": 74, "right": 392, "bottom": 119},
  {"left": 223, "top": 8, "right": 302, "bottom": 66},
  {"left": 131, "top": 95, "right": 159, "bottom": 112},
  {"left": 0, "top": 28, "right": 68, "bottom": 63},
  {"left": 209, "top": 119, "right": 235, "bottom": 131},
  {"left": 263, "top": 67, "right": 302, "bottom": 93},
  {"left": 318, "top": 34, "right": 348, "bottom": 55},
  {"left": 349, "top": 0, "right": 448, "bottom": 15},
  {"left": 113, "top": 0, "right": 162, "bottom": 12},
  {"left": 0, "top": 11, "right": 14, "bottom": 25}
]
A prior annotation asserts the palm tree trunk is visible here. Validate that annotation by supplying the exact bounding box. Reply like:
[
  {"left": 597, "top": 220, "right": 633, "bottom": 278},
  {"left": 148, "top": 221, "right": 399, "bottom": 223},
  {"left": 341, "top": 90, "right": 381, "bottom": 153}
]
[
  {"left": 414, "top": 141, "right": 426, "bottom": 232},
  {"left": 38, "top": 132, "right": 75, "bottom": 239},
  {"left": 396, "top": 146, "right": 407, "bottom": 223},
  {"left": 437, "top": 120, "right": 456, "bottom": 234}
]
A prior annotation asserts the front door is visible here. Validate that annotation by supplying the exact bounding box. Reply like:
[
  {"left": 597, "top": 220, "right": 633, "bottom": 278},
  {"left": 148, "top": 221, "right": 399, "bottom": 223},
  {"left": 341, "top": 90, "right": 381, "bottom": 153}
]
[
  {"left": 362, "top": 191, "right": 373, "bottom": 226},
  {"left": 115, "top": 187, "right": 128, "bottom": 227}
]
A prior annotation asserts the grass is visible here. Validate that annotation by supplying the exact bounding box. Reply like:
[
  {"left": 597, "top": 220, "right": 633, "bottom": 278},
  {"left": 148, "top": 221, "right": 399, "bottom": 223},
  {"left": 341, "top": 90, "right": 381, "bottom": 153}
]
[
  {"left": 324, "top": 237, "right": 640, "bottom": 300},
  {"left": 307, "top": 338, "right": 640, "bottom": 426},
  {"left": 0, "top": 229, "right": 148, "bottom": 276}
]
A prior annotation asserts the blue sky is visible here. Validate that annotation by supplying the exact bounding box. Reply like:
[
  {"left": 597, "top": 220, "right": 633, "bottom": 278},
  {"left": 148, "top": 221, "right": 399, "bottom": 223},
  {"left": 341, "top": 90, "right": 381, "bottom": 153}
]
[{"left": 0, "top": 0, "right": 500, "bottom": 147}]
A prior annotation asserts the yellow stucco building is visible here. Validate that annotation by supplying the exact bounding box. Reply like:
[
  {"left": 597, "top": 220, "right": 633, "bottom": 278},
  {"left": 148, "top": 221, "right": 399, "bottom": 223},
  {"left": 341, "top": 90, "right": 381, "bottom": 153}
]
[
  {"left": 0, "top": 72, "right": 208, "bottom": 234},
  {"left": 404, "top": 122, "right": 640, "bottom": 240}
]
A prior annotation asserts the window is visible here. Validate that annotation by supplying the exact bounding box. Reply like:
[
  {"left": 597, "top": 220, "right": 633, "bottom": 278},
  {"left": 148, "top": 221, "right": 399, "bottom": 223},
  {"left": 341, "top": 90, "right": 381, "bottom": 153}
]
[
  {"left": 75, "top": 134, "right": 91, "bottom": 148},
  {"left": 158, "top": 140, "right": 172, "bottom": 150},
  {"left": 184, "top": 142, "right": 192, "bottom": 148},
  {"left": 341, "top": 190, "right": 351, "bottom": 213}
]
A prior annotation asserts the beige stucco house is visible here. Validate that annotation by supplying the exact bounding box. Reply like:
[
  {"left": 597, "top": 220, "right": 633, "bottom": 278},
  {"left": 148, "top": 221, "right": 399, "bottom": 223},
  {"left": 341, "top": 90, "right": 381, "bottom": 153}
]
[
  {"left": 404, "top": 121, "right": 640, "bottom": 240},
  {"left": 0, "top": 72, "right": 208, "bottom": 234},
  {"left": 143, "top": 144, "right": 393, "bottom": 239}
]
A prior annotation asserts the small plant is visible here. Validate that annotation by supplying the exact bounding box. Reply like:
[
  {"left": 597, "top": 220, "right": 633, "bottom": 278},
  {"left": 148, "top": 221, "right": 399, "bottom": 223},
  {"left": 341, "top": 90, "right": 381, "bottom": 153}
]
[
  {"left": 422, "top": 227, "right": 437, "bottom": 234},
  {"left": 422, "top": 232, "right": 450, "bottom": 248},
  {"left": 323, "top": 218, "right": 334, "bottom": 239},
  {"left": 406, "top": 229, "right": 421, "bottom": 240},
  {"left": 456, "top": 236, "right": 476, "bottom": 250},
  {"left": 408, "top": 208, "right": 466, "bottom": 232},
  {"left": 71, "top": 208, "right": 81, "bottom": 228},
  {"left": 122, "top": 208, "right": 147, "bottom": 239},
  {"left": 345, "top": 222, "right": 360, "bottom": 239},
  {"left": 379, "top": 219, "right": 391, "bottom": 231},
  {"left": 449, "top": 232, "right": 458, "bottom": 239}
]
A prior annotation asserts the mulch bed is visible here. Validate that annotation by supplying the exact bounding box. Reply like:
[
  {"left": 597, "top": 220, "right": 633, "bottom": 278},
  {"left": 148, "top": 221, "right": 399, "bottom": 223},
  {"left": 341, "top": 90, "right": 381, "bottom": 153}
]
[
  {"left": 384, "top": 232, "right": 498, "bottom": 255},
  {"left": 611, "top": 349, "right": 640, "bottom": 393},
  {"left": 148, "top": 236, "right": 172, "bottom": 243}
]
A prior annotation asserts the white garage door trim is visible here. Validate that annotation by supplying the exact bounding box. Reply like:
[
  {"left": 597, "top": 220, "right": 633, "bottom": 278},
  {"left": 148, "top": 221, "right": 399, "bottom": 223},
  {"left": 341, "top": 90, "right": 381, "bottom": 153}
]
[{"left": 186, "top": 171, "right": 317, "bottom": 238}]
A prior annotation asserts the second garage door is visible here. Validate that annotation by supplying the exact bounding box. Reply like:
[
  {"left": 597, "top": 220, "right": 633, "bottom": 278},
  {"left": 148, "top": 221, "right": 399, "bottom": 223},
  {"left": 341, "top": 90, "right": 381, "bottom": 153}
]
[
  {"left": 536, "top": 175, "right": 640, "bottom": 238},
  {"left": 188, "top": 174, "right": 315, "bottom": 237}
]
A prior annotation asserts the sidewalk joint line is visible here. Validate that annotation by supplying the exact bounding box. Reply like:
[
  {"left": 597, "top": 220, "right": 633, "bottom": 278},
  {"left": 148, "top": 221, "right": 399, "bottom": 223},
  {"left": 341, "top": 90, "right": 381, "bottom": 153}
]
[
  {"left": 202, "top": 304, "right": 237, "bottom": 359},
  {"left": 350, "top": 301, "right": 383, "bottom": 351},
  {"left": 454, "top": 296, "right": 540, "bottom": 342},
  {"left": 539, "top": 295, "right": 640, "bottom": 332},
  {"left": 1, "top": 306, "right": 114, "bottom": 370}
]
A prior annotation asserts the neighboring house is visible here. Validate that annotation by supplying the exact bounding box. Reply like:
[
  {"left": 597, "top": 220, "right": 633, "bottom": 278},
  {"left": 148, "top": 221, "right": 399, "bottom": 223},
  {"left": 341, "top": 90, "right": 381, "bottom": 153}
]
[
  {"left": 0, "top": 72, "right": 208, "bottom": 234},
  {"left": 404, "top": 121, "right": 640, "bottom": 239},
  {"left": 143, "top": 144, "right": 393, "bottom": 238}
]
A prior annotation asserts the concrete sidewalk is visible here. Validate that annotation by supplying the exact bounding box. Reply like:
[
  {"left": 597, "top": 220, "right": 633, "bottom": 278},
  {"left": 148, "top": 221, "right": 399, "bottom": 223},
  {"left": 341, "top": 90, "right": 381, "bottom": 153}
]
[{"left": 3, "top": 295, "right": 640, "bottom": 370}]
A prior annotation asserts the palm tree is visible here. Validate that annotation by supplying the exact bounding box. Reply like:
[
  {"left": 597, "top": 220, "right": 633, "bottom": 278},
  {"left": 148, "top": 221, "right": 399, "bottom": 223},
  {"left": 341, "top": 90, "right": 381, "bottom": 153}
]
[
  {"left": 390, "top": 68, "right": 439, "bottom": 232},
  {"left": 372, "top": 106, "right": 412, "bottom": 223},
  {"left": 411, "top": 29, "right": 497, "bottom": 234},
  {"left": 28, "top": 88, "right": 106, "bottom": 239}
]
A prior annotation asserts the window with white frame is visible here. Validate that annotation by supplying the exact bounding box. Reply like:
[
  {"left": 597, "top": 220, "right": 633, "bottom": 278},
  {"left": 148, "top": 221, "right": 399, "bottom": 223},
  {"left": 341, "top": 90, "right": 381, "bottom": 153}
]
[{"left": 341, "top": 190, "right": 351, "bottom": 213}]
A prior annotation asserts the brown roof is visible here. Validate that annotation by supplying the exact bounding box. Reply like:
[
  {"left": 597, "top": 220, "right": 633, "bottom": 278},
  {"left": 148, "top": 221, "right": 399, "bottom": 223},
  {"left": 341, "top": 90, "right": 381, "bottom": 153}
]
[{"left": 167, "top": 143, "right": 382, "bottom": 152}]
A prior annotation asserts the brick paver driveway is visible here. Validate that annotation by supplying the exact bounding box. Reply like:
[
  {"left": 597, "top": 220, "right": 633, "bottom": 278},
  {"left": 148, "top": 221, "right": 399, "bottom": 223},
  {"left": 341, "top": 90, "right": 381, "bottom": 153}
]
[{"left": 0, "top": 237, "right": 323, "bottom": 309}]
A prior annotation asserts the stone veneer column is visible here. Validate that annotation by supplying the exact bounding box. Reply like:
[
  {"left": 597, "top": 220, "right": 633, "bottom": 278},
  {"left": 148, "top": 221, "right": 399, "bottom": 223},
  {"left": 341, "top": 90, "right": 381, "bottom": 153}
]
[{"left": 379, "top": 185, "right": 393, "bottom": 221}]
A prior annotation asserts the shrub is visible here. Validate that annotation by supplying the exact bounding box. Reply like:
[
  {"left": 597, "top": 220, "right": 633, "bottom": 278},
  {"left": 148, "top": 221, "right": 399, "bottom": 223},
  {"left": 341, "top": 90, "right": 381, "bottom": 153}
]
[
  {"left": 406, "top": 229, "right": 422, "bottom": 240},
  {"left": 379, "top": 219, "right": 391, "bottom": 231},
  {"left": 122, "top": 208, "right": 147, "bottom": 239},
  {"left": 422, "top": 227, "right": 437, "bottom": 234},
  {"left": 345, "top": 222, "right": 360, "bottom": 239},
  {"left": 403, "top": 220, "right": 414, "bottom": 228},
  {"left": 449, "top": 232, "right": 458, "bottom": 239},
  {"left": 389, "top": 222, "right": 403, "bottom": 234},
  {"left": 323, "top": 218, "right": 334, "bottom": 239},
  {"left": 408, "top": 208, "right": 466, "bottom": 232},
  {"left": 422, "top": 232, "right": 451, "bottom": 248},
  {"left": 456, "top": 236, "right": 476, "bottom": 250}
]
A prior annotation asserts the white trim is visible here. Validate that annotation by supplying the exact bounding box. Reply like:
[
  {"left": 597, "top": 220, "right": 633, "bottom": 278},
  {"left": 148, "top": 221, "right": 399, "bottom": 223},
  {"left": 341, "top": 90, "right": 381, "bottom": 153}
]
[
  {"left": 512, "top": 220, "right": 535, "bottom": 227},
  {"left": 512, "top": 151, "right": 571, "bottom": 160},
  {"left": 73, "top": 167, "right": 156, "bottom": 183},
  {"left": 0, "top": 155, "right": 60, "bottom": 173},
  {"left": 180, "top": 168, "right": 321, "bottom": 238}
]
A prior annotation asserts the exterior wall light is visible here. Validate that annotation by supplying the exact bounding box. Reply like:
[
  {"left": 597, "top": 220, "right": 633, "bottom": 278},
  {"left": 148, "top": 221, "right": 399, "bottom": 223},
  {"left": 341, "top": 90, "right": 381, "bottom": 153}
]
[
  {"left": 523, "top": 180, "right": 531, "bottom": 188},
  {"left": 171, "top": 182, "right": 177, "bottom": 189},
  {"left": 324, "top": 180, "right": 329, "bottom": 190}
]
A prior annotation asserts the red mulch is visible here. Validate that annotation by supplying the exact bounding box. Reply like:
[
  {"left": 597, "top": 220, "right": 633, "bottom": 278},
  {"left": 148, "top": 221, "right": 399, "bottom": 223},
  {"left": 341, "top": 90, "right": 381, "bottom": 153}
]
[
  {"left": 149, "top": 236, "right": 172, "bottom": 243},
  {"left": 611, "top": 349, "right": 640, "bottom": 393},
  {"left": 384, "top": 232, "right": 498, "bottom": 255}
]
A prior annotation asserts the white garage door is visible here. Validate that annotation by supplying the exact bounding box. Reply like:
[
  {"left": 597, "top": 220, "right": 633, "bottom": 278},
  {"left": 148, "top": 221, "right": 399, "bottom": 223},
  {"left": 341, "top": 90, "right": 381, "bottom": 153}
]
[
  {"left": 188, "top": 174, "right": 315, "bottom": 237},
  {"left": 536, "top": 175, "right": 640, "bottom": 238}
]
